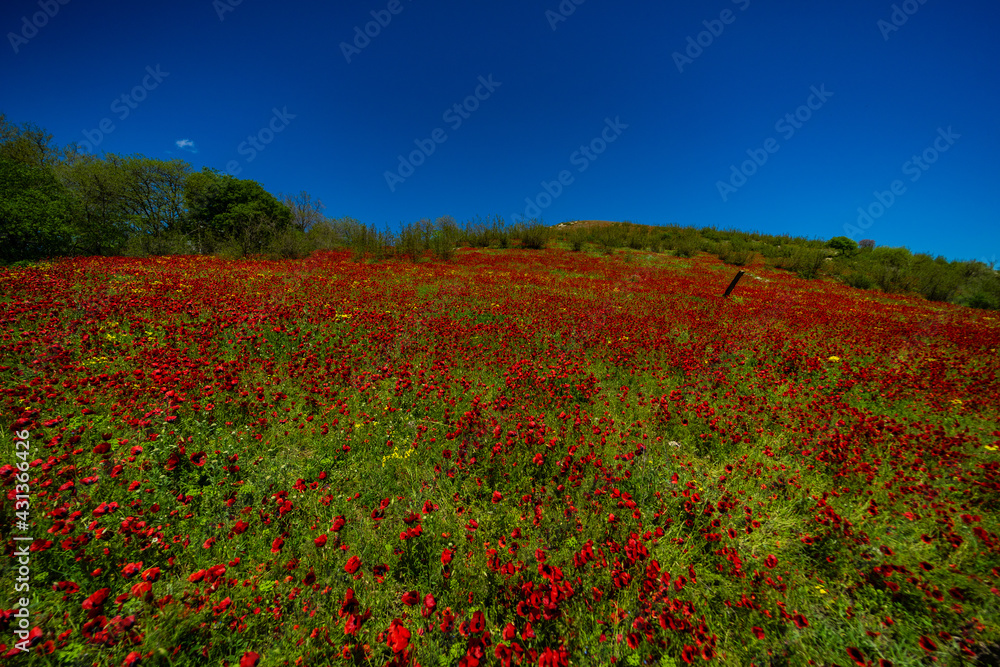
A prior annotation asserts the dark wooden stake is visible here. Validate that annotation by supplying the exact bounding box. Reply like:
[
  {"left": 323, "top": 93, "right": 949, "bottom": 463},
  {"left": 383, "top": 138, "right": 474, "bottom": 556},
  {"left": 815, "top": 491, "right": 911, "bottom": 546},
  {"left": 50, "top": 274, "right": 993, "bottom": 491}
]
[{"left": 723, "top": 270, "right": 745, "bottom": 298}]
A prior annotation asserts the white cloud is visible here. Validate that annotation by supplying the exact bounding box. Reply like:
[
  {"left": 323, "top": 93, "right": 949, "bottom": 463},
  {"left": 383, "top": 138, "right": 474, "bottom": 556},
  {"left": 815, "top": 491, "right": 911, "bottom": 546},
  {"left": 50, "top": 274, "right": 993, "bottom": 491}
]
[{"left": 175, "top": 139, "right": 198, "bottom": 153}]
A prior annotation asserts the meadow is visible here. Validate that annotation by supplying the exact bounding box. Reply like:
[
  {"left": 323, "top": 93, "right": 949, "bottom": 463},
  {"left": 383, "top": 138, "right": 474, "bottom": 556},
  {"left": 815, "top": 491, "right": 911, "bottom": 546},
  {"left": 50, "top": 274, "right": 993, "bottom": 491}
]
[{"left": 1, "top": 246, "right": 999, "bottom": 667}]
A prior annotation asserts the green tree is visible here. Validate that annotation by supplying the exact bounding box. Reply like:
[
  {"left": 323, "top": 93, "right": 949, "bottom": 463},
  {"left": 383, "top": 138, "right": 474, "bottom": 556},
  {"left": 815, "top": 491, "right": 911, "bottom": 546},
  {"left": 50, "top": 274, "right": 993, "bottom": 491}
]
[
  {"left": 826, "top": 235, "right": 858, "bottom": 256},
  {"left": 57, "top": 154, "right": 132, "bottom": 255},
  {"left": 0, "top": 114, "right": 64, "bottom": 168},
  {"left": 0, "top": 156, "right": 79, "bottom": 262},
  {"left": 105, "top": 154, "right": 190, "bottom": 238},
  {"left": 184, "top": 168, "right": 292, "bottom": 255}
]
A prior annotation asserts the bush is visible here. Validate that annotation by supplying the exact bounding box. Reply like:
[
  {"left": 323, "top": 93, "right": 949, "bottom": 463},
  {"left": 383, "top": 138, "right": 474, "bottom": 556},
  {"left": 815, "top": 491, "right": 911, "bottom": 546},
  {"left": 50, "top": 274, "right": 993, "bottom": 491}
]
[
  {"left": 430, "top": 216, "right": 459, "bottom": 261},
  {"left": 673, "top": 232, "right": 699, "bottom": 258},
  {"left": 717, "top": 240, "right": 753, "bottom": 266},
  {"left": 787, "top": 247, "right": 825, "bottom": 279},
  {"left": 868, "top": 247, "right": 913, "bottom": 292},
  {"left": 912, "top": 257, "right": 961, "bottom": 302},
  {"left": 395, "top": 221, "right": 425, "bottom": 261},
  {"left": 517, "top": 221, "right": 549, "bottom": 249},
  {"left": 826, "top": 236, "right": 859, "bottom": 256},
  {"left": 350, "top": 223, "right": 391, "bottom": 261},
  {"left": 842, "top": 272, "right": 876, "bottom": 290},
  {"left": 123, "top": 230, "right": 195, "bottom": 258},
  {"left": 267, "top": 227, "right": 314, "bottom": 260},
  {"left": 966, "top": 293, "right": 998, "bottom": 310},
  {"left": 212, "top": 237, "right": 246, "bottom": 260}
]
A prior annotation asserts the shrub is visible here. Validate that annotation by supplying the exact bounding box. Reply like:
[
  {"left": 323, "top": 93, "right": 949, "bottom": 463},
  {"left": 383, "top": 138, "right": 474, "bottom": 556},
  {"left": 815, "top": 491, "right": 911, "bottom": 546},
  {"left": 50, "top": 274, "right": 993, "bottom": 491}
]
[
  {"left": 787, "top": 247, "right": 825, "bottom": 279},
  {"left": 868, "top": 247, "right": 914, "bottom": 292},
  {"left": 430, "top": 216, "right": 459, "bottom": 261},
  {"left": 842, "top": 271, "right": 876, "bottom": 290},
  {"left": 826, "top": 236, "right": 859, "bottom": 256},
  {"left": 517, "top": 221, "right": 549, "bottom": 249},
  {"left": 717, "top": 240, "right": 753, "bottom": 266},
  {"left": 267, "top": 227, "right": 313, "bottom": 260},
  {"left": 966, "top": 292, "right": 997, "bottom": 309}
]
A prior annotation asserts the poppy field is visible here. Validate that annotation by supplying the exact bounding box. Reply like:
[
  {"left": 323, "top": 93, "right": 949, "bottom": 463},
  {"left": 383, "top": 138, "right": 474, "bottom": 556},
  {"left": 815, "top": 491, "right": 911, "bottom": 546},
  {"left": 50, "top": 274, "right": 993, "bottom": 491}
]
[{"left": 2, "top": 247, "right": 999, "bottom": 666}]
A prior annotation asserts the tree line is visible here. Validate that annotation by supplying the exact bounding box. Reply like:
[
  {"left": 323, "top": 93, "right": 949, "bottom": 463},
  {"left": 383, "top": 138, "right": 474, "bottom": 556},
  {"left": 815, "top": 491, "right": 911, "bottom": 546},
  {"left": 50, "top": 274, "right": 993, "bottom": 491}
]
[
  {"left": 3, "top": 114, "right": 996, "bottom": 310},
  {"left": 0, "top": 114, "right": 330, "bottom": 262}
]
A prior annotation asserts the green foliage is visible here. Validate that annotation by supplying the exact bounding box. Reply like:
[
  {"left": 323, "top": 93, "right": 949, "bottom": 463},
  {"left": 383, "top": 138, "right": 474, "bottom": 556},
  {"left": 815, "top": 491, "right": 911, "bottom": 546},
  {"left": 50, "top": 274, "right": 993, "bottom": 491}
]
[
  {"left": 0, "top": 156, "right": 79, "bottom": 262},
  {"left": 867, "top": 247, "right": 914, "bottom": 292},
  {"left": 392, "top": 216, "right": 459, "bottom": 262},
  {"left": 672, "top": 230, "right": 700, "bottom": 258},
  {"left": 826, "top": 235, "right": 859, "bottom": 256},
  {"left": 430, "top": 215, "right": 459, "bottom": 260},
  {"left": 781, "top": 246, "right": 826, "bottom": 279},
  {"left": 0, "top": 113, "right": 65, "bottom": 168},
  {"left": 717, "top": 239, "right": 753, "bottom": 266},
  {"left": 348, "top": 221, "right": 392, "bottom": 261},
  {"left": 841, "top": 271, "right": 876, "bottom": 291},
  {"left": 514, "top": 220, "right": 549, "bottom": 249},
  {"left": 461, "top": 214, "right": 508, "bottom": 248},
  {"left": 183, "top": 168, "right": 292, "bottom": 256}
]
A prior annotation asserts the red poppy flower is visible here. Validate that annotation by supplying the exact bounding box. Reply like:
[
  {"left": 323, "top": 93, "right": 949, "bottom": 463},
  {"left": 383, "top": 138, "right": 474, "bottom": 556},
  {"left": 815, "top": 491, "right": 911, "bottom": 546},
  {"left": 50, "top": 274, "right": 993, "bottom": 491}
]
[
  {"left": 846, "top": 646, "right": 866, "bottom": 666},
  {"left": 271, "top": 536, "right": 284, "bottom": 553},
  {"left": 470, "top": 610, "right": 485, "bottom": 634},
  {"left": 314, "top": 534, "right": 328, "bottom": 547},
  {"left": 239, "top": 652, "right": 261, "bottom": 667},
  {"left": 792, "top": 613, "right": 809, "bottom": 629},
  {"left": 164, "top": 451, "right": 183, "bottom": 471},
  {"left": 751, "top": 626, "right": 765, "bottom": 640},
  {"left": 401, "top": 591, "right": 419, "bottom": 606},
  {"left": 919, "top": 635, "right": 937, "bottom": 652},
  {"left": 441, "top": 548, "right": 453, "bottom": 565},
  {"left": 764, "top": 554, "right": 778, "bottom": 569},
  {"left": 82, "top": 588, "right": 110, "bottom": 611},
  {"left": 386, "top": 619, "right": 411, "bottom": 653},
  {"left": 121, "top": 562, "right": 143, "bottom": 579},
  {"left": 130, "top": 581, "right": 152, "bottom": 599},
  {"left": 503, "top": 623, "right": 517, "bottom": 640},
  {"left": 492, "top": 491, "right": 503, "bottom": 504},
  {"left": 189, "top": 451, "right": 207, "bottom": 466},
  {"left": 331, "top": 516, "right": 346, "bottom": 532},
  {"left": 122, "top": 650, "right": 142, "bottom": 666},
  {"left": 345, "top": 555, "right": 362, "bottom": 574}
]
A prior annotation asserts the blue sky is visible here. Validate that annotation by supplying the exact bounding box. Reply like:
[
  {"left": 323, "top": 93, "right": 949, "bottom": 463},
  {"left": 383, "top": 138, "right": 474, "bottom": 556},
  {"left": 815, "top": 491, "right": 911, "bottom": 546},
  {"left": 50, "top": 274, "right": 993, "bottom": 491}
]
[{"left": 3, "top": 0, "right": 998, "bottom": 262}]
